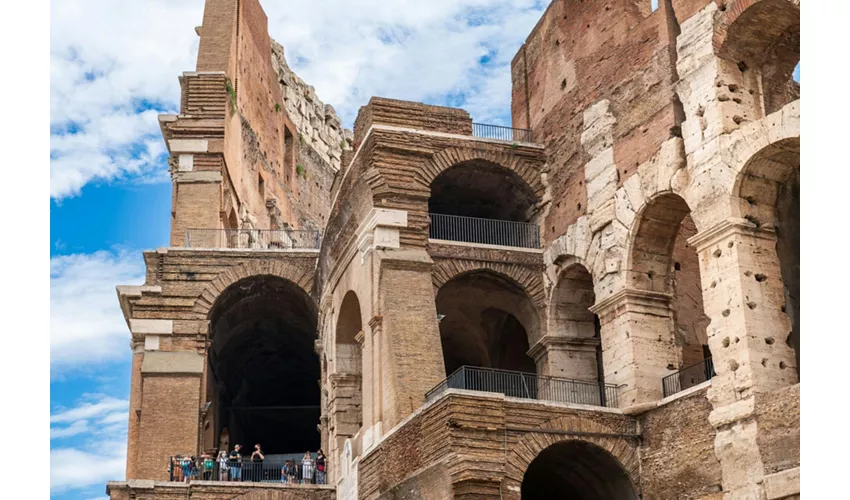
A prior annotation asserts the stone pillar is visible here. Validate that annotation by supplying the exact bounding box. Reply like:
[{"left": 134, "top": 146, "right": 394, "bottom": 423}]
[
  {"left": 689, "top": 218, "right": 798, "bottom": 407},
  {"left": 376, "top": 248, "right": 446, "bottom": 429},
  {"left": 590, "top": 289, "right": 679, "bottom": 407},
  {"left": 528, "top": 336, "right": 599, "bottom": 381},
  {"left": 135, "top": 350, "right": 205, "bottom": 480},
  {"left": 689, "top": 218, "right": 798, "bottom": 500},
  {"left": 170, "top": 168, "right": 223, "bottom": 247},
  {"left": 125, "top": 345, "right": 144, "bottom": 479},
  {"left": 328, "top": 372, "right": 362, "bottom": 483}
]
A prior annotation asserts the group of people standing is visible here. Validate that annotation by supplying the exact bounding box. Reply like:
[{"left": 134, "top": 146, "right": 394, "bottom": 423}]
[{"left": 170, "top": 444, "right": 327, "bottom": 485}]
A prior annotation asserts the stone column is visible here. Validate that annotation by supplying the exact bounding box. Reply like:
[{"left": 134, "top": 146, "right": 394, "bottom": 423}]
[
  {"left": 376, "top": 248, "right": 446, "bottom": 429},
  {"left": 528, "top": 336, "right": 599, "bottom": 381},
  {"left": 135, "top": 350, "right": 205, "bottom": 480},
  {"left": 689, "top": 218, "right": 798, "bottom": 406},
  {"left": 689, "top": 218, "right": 798, "bottom": 500},
  {"left": 328, "top": 372, "right": 362, "bottom": 483},
  {"left": 590, "top": 289, "right": 679, "bottom": 407}
]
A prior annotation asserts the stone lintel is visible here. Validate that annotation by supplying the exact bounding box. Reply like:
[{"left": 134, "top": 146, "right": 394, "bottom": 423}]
[
  {"left": 130, "top": 319, "right": 174, "bottom": 336},
  {"left": 708, "top": 395, "right": 756, "bottom": 428},
  {"left": 687, "top": 217, "right": 776, "bottom": 251},
  {"left": 763, "top": 467, "right": 800, "bottom": 500},
  {"left": 168, "top": 138, "right": 209, "bottom": 153},
  {"left": 141, "top": 351, "right": 205, "bottom": 375},
  {"left": 527, "top": 335, "right": 599, "bottom": 360},
  {"left": 588, "top": 288, "right": 673, "bottom": 319},
  {"left": 376, "top": 248, "right": 434, "bottom": 273},
  {"left": 329, "top": 373, "right": 362, "bottom": 387},
  {"left": 174, "top": 170, "right": 222, "bottom": 184}
]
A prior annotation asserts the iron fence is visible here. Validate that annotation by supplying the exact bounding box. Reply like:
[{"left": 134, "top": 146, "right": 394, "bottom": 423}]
[
  {"left": 429, "top": 213, "right": 541, "bottom": 249},
  {"left": 168, "top": 456, "right": 327, "bottom": 485},
  {"left": 662, "top": 357, "right": 716, "bottom": 398},
  {"left": 185, "top": 229, "right": 322, "bottom": 250},
  {"left": 426, "top": 365, "right": 619, "bottom": 408},
  {"left": 472, "top": 123, "right": 533, "bottom": 143}
]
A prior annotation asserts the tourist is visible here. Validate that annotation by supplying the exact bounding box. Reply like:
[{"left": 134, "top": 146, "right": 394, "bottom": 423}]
[
  {"left": 181, "top": 455, "right": 192, "bottom": 483},
  {"left": 282, "top": 459, "right": 296, "bottom": 484},
  {"left": 250, "top": 443, "right": 265, "bottom": 481},
  {"left": 217, "top": 450, "right": 228, "bottom": 481},
  {"left": 229, "top": 444, "right": 243, "bottom": 481},
  {"left": 301, "top": 451, "right": 314, "bottom": 484},
  {"left": 315, "top": 449, "right": 326, "bottom": 485},
  {"left": 201, "top": 452, "right": 214, "bottom": 480}
]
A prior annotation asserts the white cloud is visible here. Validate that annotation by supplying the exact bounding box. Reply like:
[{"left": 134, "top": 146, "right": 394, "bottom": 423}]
[
  {"left": 51, "top": 443, "right": 127, "bottom": 493},
  {"left": 51, "top": 394, "right": 129, "bottom": 493},
  {"left": 50, "top": 251, "right": 145, "bottom": 371},
  {"left": 51, "top": 0, "right": 546, "bottom": 199}
]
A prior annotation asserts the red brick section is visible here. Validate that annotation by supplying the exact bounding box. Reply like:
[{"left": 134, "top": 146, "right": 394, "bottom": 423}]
[{"left": 510, "top": 0, "right": 685, "bottom": 243}]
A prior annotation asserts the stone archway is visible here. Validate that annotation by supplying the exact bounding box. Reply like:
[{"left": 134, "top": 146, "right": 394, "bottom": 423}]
[{"left": 502, "top": 415, "right": 640, "bottom": 500}]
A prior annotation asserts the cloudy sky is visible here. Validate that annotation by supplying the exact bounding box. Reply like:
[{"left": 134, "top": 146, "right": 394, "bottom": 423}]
[
  {"left": 49, "top": 1, "right": 799, "bottom": 499},
  {"left": 49, "top": 1, "right": 549, "bottom": 498}
]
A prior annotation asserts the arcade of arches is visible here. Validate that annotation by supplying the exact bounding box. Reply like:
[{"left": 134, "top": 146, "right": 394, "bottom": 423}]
[{"left": 206, "top": 275, "right": 320, "bottom": 454}]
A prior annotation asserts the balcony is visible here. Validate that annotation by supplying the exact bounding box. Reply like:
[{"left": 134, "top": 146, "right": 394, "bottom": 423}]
[
  {"left": 662, "top": 357, "right": 716, "bottom": 398},
  {"left": 185, "top": 229, "right": 322, "bottom": 250},
  {"left": 168, "top": 455, "right": 327, "bottom": 485},
  {"left": 429, "top": 213, "right": 541, "bottom": 249},
  {"left": 471, "top": 122, "right": 533, "bottom": 143},
  {"left": 426, "top": 366, "right": 620, "bottom": 408}
]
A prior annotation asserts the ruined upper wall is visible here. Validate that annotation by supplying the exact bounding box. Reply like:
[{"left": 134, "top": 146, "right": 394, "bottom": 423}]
[
  {"left": 164, "top": 0, "right": 352, "bottom": 243},
  {"left": 352, "top": 97, "right": 473, "bottom": 148},
  {"left": 511, "top": 0, "right": 684, "bottom": 241},
  {"left": 272, "top": 40, "right": 353, "bottom": 171}
]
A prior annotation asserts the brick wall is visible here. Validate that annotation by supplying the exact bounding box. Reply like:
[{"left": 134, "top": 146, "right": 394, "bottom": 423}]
[{"left": 638, "top": 388, "right": 723, "bottom": 499}]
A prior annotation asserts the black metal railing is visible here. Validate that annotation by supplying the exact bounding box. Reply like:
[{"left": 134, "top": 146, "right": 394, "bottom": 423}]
[
  {"left": 168, "top": 455, "right": 328, "bottom": 485},
  {"left": 472, "top": 123, "right": 533, "bottom": 143},
  {"left": 426, "top": 366, "right": 619, "bottom": 408},
  {"left": 185, "top": 229, "right": 322, "bottom": 250},
  {"left": 429, "top": 213, "right": 541, "bottom": 249},
  {"left": 662, "top": 357, "right": 716, "bottom": 398}
]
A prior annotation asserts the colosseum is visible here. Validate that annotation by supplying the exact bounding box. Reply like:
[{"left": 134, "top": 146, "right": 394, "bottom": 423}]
[{"left": 107, "top": 0, "right": 800, "bottom": 499}]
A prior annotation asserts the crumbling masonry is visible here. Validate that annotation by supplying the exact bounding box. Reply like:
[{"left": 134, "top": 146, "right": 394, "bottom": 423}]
[{"left": 109, "top": 1, "right": 800, "bottom": 499}]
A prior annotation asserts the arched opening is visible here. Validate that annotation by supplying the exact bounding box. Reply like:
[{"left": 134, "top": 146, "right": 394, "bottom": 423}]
[
  {"left": 428, "top": 160, "right": 540, "bottom": 247},
  {"left": 435, "top": 271, "right": 539, "bottom": 376},
  {"left": 521, "top": 440, "right": 638, "bottom": 500},
  {"left": 736, "top": 137, "right": 800, "bottom": 374},
  {"left": 718, "top": 0, "right": 800, "bottom": 116},
  {"left": 629, "top": 194, "right": 712, "bottom": 388},
  {"left": 207, "top": 275, "right": 320, "bottom": 455},
  {"left": 331, "top": 290, "right": 364, "bottom": 440},
  {"left": 550, "top": 264, "right": 602, "bottom": 382}
]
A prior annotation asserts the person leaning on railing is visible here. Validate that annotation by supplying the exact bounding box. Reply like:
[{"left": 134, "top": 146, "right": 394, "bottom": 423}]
[
  {"left": 217, "top": 450, "right": 228, "bottom": 481},
  {"left": 315, "top": 449, "right": 327, "bottom": 485},
  {"left": 301, "top": 451, "right": 314, "bottom": 484},
  {"left": 229, "top": 444, "right": 243, "bottom": 481}
]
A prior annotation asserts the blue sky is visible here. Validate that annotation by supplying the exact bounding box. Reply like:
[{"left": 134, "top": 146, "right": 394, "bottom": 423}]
[{"left": 49, "top": 1, "right": 798, "bottom": 499}]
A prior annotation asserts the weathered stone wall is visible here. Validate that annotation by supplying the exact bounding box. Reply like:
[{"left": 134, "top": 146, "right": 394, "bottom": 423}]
[
  {"left": 272, "top": 40, "right": 352, "bottom": 168},
  {"left": 638, "top": 388, "right": 723, "bottom": 500},
  {"left": 512, "top": 0, "right": 683, "bottom": 241},
  {"left": 754, "top": 384, "right": 800, "bottom": 476},
  {"left": 352, "top": 97, "right": 474, "bottom": 148}
]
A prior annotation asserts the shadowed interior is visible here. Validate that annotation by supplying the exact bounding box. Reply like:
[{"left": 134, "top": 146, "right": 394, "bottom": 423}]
[
  {"left": 208, "top": 275, "right": 319, "bottom": 453},
  {"left": 436, "top": 271, "right": 538, "bottom": 375},
  {"left": 429, "top": 160, "right": 538, "bottom": 221},
  {"left": 521, "top": 440, "right": 638, "bottom": 500}
]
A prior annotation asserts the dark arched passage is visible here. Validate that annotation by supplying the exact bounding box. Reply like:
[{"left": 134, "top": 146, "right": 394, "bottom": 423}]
[
  {"left": 435, "top": 270, "right": 539, "bottom": 376},
  {"left": 429, "top": 160, "right": 537, "bottom": 221},
  {"left": 208, "top": 275, "right": 319, "bottom": 454},
  {"left": 521, "top": 441, "right": 638, "bottom": 500}
]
